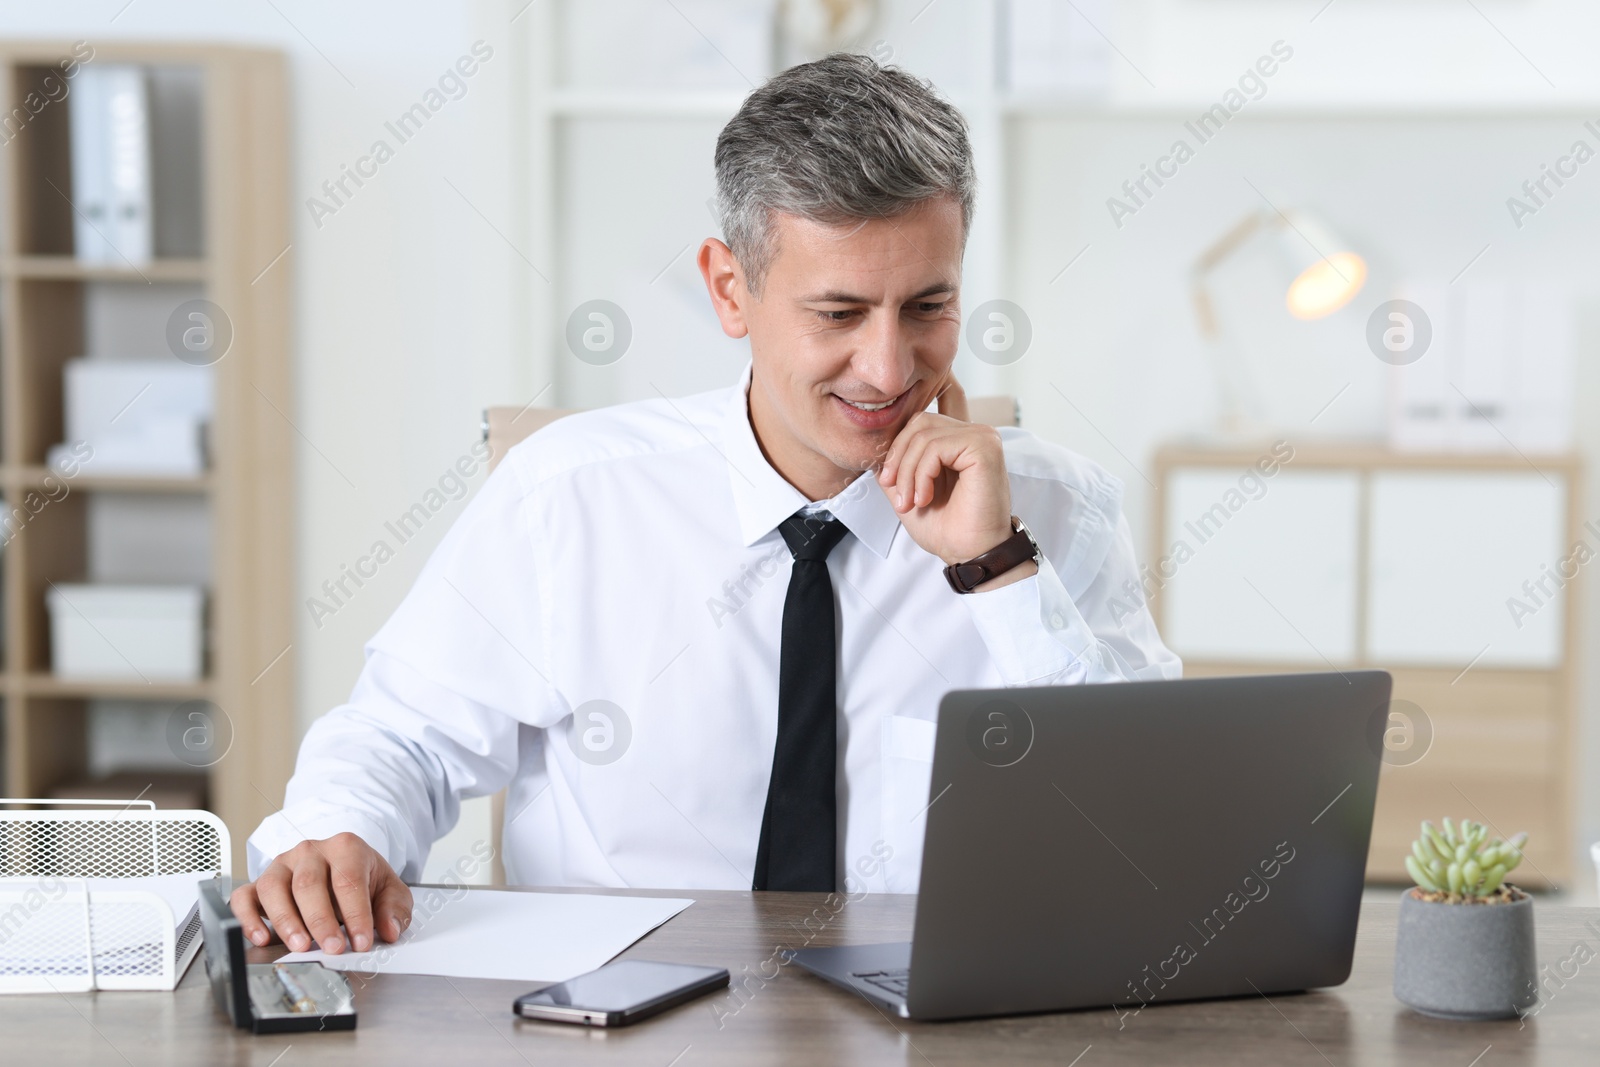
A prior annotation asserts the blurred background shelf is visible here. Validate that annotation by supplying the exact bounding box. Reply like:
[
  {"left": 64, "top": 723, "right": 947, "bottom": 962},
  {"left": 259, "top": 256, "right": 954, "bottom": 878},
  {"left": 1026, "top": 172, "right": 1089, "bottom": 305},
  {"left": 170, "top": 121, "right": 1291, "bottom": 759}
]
[
  {"left": 1153, "top": 446, "right": 1582, "bottom": 887},
  {"left": 5, "top": 465, "right": 212, "bottom": 493},
  {"left": 0, "top": 41, "right": 294, "bottom": 875},
  {"left": 5, "top": 255, "right": 208, "bottom": 281},
  {"left": 544, "top": 88, "right": 747, "bottom": 118},
  {"left": 44, "top": 769, "right": 209, "bottom": 810},
  {"left": 19, "top": 673, "right": 213, "bottom": 701}
]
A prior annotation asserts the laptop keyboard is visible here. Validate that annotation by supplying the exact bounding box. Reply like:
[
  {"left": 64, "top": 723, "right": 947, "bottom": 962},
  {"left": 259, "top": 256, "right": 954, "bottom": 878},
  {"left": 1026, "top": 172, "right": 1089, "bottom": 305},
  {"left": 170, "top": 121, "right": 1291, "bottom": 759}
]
[{"left": 854, "top": 968, "right": 911, "bottom": 999}]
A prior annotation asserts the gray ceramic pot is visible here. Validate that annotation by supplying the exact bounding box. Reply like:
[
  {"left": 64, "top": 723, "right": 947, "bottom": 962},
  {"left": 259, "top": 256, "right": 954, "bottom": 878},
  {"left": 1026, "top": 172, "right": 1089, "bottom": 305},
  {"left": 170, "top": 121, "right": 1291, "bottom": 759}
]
[{"left": 1394, "top": 889, "right": 1538, "bottom": 1020}]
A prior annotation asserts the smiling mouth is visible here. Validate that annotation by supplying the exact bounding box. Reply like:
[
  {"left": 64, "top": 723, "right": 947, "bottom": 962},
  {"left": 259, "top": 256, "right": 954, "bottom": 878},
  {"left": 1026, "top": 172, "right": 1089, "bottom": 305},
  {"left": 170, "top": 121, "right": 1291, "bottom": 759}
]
[
  {"left": 830, "top": 385, "right": 919, "bottom": 434},
  {"left": 836, "top": 386, "right": 914, "bottom": 412},
  {"left": 840, "top": 396, "right": 898, "bottom": 411}
]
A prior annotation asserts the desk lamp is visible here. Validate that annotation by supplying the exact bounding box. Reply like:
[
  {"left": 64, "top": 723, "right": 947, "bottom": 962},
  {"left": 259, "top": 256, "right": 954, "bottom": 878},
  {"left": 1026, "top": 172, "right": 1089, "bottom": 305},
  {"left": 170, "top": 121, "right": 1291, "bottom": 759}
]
[{"left": 1191, "top": 208, "right": 1367, "bottom": 434}]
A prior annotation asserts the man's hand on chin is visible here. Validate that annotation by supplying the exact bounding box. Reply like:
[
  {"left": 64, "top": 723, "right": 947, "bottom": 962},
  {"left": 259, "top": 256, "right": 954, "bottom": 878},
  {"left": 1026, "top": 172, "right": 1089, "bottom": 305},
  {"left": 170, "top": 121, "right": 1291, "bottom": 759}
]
[{"left": 875, "top": 376, "right": 1037, "bottom": 593}]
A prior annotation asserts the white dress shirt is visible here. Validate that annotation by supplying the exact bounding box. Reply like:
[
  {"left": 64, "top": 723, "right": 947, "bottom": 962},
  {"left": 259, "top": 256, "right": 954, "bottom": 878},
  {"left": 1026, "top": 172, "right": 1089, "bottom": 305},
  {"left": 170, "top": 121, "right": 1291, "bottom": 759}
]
[{"left": 249, "top": 365, "right": 1180, "bottom": 892}]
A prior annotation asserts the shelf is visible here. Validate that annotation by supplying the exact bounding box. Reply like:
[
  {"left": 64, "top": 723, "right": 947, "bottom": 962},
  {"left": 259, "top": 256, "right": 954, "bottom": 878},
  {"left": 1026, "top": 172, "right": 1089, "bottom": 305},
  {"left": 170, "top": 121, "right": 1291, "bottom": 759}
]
[
  {"left": 7, "top": 466, "right": 212, "bottom": 494},
  {"left": 1152, "top": 442, "right": 1581, "bottom": 473},
  {"left": 545, "top": 88, "right": 747, "bottom": 118},
  {"left": 1179, "top": 662, "right": 1560, "bottom": 681},
  {"left": 3, "top": 256, "right": 208, "bottom": 282},
  {"left": 998, "top": 96, "right": 1600, "bottom": 120},
  {"left": 540, "top": 89, "right": 1600, "bottom": 123},
  {"left": 20, "top": 673, "right": 212, "bottom": 702},
  {"left": 48, "top": 770, "right": 209, "bottom": 810},
  {"left": 0, "top": 42, "right": 221, "bottom": 65},
  {"left": 0, "top": 44, "right": 294, "bottom": 873}
]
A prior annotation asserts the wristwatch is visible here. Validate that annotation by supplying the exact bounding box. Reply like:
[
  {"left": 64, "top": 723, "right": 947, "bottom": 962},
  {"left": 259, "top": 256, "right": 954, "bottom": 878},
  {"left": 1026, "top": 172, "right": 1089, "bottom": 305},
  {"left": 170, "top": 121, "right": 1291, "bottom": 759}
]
[{"left": 943, "top": 515, "right": 1040, "bottom": 594}]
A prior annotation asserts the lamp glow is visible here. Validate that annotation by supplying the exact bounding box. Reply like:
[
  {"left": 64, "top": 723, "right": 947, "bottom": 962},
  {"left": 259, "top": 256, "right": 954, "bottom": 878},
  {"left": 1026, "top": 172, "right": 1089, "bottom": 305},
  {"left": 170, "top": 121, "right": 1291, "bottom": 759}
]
[
  {"left": 1191, "top": 205, "right": 1369, "bottom": 435},
  {"left": 1285, "top": 251, "right": 1367, "bottom": 321}
]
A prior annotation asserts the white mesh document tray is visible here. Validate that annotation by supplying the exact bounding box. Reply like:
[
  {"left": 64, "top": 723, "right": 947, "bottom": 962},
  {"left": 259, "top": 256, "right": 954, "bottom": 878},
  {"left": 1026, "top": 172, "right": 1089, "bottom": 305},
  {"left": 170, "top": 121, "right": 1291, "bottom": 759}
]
[{"left": 0, "top": 799, "right": 231, "bottom": 992}]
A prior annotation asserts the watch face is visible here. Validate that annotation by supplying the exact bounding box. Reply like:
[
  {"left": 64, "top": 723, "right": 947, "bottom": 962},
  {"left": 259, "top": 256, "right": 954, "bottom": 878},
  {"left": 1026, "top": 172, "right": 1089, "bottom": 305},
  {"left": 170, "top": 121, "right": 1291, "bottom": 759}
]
[{"left": 1013, "top": 516, "right": 1040, "bottom": 558}]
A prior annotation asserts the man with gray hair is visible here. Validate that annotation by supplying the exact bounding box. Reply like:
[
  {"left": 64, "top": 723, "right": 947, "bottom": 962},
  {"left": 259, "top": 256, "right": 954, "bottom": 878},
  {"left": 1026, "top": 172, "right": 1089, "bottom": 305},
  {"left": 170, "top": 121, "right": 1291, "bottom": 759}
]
[{"left": 232, "top": 53, "right": 1178, "bottom": 958}]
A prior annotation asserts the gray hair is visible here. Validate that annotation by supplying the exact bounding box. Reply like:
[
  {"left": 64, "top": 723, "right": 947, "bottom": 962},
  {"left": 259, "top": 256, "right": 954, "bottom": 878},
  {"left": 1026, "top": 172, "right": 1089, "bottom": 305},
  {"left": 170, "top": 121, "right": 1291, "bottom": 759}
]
[{"left": 714, "top": 52, "right": 976, "bottom": 295}]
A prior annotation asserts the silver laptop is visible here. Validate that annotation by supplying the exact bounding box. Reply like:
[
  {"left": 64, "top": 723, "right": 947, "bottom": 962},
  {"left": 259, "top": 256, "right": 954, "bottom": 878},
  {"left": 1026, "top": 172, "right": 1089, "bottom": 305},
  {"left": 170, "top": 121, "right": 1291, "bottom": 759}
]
[{"left": 792, "top": 670, "right": 1391, "bottom": 1020}]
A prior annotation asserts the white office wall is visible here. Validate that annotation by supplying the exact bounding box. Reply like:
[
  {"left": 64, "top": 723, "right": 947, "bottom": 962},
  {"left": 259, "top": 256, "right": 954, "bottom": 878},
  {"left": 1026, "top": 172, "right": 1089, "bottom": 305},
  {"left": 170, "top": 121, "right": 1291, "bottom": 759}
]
[
  {"left": 0, "top": 2, "right": 539, "bottom": 824},
  {"left": 1127, "top": 0, "right": 1600, "bottom": 106},
  {"left": 994, "top": 0, "right": 1600, "bottom": 874},
  {"left": 1000, "top": 97, "right": 1595, "bottom": 892},
  {"left": 556, "top": 117, "right": 734, "bottom": 410},
  {"left": 1005, "top": 111, "right": 1600, "bottom": 520}
]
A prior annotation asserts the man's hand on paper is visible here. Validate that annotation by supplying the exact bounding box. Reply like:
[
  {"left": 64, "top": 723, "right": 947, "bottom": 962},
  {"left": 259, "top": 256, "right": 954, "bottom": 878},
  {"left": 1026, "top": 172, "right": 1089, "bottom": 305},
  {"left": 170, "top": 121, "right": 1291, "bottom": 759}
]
[{"left": 230, "top": 832, "right": 412, "bottom": 954}]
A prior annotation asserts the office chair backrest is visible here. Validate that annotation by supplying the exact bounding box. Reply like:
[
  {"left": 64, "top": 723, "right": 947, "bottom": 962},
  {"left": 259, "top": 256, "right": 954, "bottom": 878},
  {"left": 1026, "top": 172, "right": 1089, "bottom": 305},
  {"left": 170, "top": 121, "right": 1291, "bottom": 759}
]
[
  {"left": 483, "top": 406, "right": 581, "bottom": 473},
  {"left": 483, "top": 394, "right": 1020, "bottom": 474}
]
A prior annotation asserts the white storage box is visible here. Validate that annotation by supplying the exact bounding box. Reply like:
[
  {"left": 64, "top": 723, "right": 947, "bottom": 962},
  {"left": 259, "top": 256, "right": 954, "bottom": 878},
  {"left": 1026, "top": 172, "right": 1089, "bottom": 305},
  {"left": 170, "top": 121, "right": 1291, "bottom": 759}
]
[
  {"left": 49, "top": 359, "right": 212, "bottom": 476},
  {"left": 47, "top": 584, "right": 205, "bottom": 681}
]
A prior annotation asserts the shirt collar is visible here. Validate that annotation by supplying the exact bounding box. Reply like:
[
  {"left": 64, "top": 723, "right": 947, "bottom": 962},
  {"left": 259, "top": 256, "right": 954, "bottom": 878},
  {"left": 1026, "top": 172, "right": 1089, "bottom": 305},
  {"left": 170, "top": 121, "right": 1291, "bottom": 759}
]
[{"left": 720, "top": 362, "right": 902, "bottom": 560}]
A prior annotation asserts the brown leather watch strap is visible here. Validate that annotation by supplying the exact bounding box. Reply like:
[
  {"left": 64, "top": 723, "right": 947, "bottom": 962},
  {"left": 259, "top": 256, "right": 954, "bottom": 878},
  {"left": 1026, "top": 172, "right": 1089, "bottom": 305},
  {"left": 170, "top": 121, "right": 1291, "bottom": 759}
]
[{"left": 943, "top": 516, "right": 1039, "bottom": 594}]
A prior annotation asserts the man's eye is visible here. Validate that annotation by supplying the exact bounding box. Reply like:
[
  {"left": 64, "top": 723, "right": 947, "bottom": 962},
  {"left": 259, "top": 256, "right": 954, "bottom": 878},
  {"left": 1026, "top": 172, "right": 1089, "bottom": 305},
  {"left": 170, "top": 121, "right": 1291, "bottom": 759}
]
[
  {"left": 912, "top": 302, "right": 948, "bottom": 315},
  {"left": 817, "top": 310, "right": 857, "bottom": 323}
]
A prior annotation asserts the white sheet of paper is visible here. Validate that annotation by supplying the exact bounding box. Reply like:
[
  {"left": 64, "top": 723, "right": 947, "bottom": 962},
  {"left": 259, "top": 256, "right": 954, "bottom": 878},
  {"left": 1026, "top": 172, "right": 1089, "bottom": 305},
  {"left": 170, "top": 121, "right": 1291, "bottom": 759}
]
[
  {"left": 88, "top": 871, "right": 210, "bottom": 925},
  {"left": 0, "top": 871, "right": 207, "bottom": 927},
  {"left": 277, "top": 889, "right": 694, "bottom": 984}
]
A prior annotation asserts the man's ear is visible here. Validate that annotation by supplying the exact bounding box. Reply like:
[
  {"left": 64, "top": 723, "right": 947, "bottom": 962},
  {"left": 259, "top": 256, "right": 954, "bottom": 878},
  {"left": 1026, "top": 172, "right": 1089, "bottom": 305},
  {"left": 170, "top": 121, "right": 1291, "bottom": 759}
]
[{"left": 698, "top": 238, "right": 750, "bottom": 339}]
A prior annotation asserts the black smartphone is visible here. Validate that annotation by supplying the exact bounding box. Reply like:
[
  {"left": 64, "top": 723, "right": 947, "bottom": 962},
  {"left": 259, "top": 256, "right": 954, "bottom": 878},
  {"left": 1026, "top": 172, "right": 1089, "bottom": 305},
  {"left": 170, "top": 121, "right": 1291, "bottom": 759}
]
[{"left": 513, "top": 960, "right": 729, "bottom": 1027}]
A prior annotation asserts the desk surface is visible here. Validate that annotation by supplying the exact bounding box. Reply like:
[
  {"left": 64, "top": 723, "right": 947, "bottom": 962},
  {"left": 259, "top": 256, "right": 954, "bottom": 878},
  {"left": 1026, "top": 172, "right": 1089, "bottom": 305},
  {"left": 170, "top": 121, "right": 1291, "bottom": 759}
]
[{"left": 5, "top": 888, "right": 1598, "bottom": 1066}]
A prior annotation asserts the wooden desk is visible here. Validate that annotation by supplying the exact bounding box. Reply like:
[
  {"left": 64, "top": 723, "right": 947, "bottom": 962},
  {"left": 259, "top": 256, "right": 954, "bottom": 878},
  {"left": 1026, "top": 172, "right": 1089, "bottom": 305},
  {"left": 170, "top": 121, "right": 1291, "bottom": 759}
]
[{"left": 5, "top": 889, "right": 1598, "bottom": 1065}]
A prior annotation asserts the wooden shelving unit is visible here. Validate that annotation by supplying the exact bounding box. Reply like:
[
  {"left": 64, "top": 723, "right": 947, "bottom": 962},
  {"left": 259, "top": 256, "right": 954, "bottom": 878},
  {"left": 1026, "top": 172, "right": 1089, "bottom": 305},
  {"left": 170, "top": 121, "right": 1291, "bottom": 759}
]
[
  {"left": 1151, "top": 445, "right": 1581, "bottom": 888},
  {"left": 0, "top": 42, "right": 294, "bottom": 874}
]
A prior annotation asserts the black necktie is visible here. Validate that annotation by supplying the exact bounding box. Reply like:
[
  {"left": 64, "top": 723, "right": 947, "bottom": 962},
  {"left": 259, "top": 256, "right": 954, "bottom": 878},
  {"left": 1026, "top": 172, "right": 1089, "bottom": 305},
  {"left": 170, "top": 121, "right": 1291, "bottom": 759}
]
[{"left": 753, "top": 512, "right": 850, "bottom": 891}]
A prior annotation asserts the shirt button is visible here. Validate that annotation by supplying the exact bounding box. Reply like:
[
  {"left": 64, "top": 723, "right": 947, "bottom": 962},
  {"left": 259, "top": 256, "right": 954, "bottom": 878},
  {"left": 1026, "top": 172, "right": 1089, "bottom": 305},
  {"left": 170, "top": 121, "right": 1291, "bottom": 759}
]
[{"left": 1050, "top": 612, "right": 1067, "bottom": 630}]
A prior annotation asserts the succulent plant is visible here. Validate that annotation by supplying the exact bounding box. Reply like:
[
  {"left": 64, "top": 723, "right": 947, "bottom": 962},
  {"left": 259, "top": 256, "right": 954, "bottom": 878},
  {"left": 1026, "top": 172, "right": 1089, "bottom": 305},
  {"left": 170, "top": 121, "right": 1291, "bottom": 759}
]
[{"left": 1405, "top": 818, "right": 1527, "bottom": 901}]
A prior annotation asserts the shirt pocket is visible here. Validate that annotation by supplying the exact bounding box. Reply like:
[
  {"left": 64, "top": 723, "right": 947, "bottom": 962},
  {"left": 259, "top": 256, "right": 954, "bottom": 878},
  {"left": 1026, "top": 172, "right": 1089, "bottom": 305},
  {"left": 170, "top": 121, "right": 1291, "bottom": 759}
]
[{"left": 879, "top": 715, "right": 937, "bottom": 893}]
